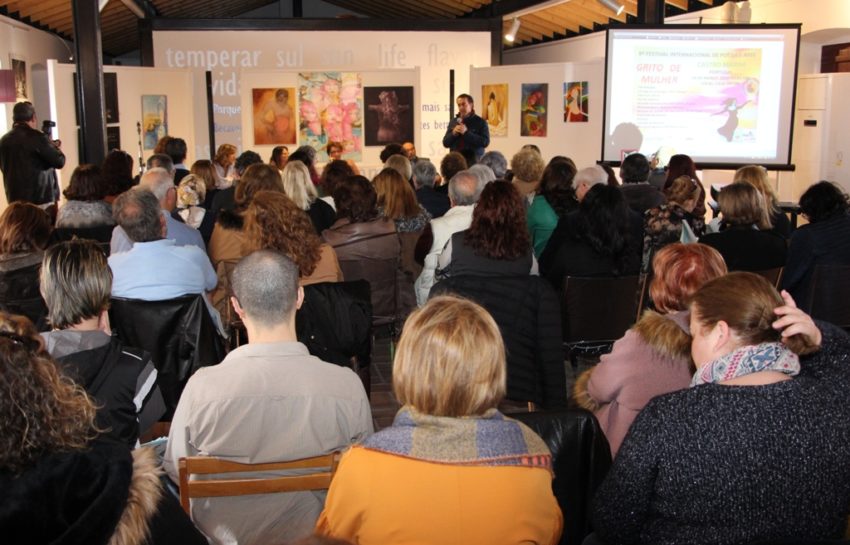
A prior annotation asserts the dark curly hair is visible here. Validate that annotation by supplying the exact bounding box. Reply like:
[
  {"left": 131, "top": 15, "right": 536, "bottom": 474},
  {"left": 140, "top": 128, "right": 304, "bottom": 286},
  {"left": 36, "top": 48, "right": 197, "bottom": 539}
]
[
  {"left": 234, "top": 164, "right": 285, "bottom": 210},
  {"left": 465, "top": 181, "right": 530, "bottom": 260},
  {"left": 243, "top": 191, "right": 323, "bottom": 277},
  {"left": 101, "top": 150, "right": 134, "bottom": 197},
  {"left": 321, "top": 160, "right": 355, "bottom": 198},
  {"left": 576, "top": 184, "right": 635, "bottom": 273},
  {"left": 799, "top": 181, "right": 850, "bottom": 223},
  {"left": 333, "top": 175, "right": 378, "bottom": 223},
  {"left": 539, "top": 157, "right": 578, "bottom": 217},
  {"left": 440, "top": 152, "right": 467, "bottom": 183},
  {"left": 0, "top": 313, "right": 98, "bottom": 474},
  {"left": 0, "top": 202, "right": 52, "bottom": 254},
  {"left": 63, "top": 164, "right": 108, "bottom": 202}
]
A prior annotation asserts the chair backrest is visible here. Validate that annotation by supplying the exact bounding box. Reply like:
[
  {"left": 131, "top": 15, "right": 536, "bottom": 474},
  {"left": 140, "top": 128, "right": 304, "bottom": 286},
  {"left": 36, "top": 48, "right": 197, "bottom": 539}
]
[
  {"left": 512, "top": 409, "right": 612, "bottom": 545},
  {"left": 110, "top": 294, "right": 226, "bottom": 416},
  {"left": 0, "top": 261, "right": 48, "bottom": 330},
  {"left": 51, "top": 225, "right": 114, "bottom": 255},
  {"left": 338, "top": 255, "right": 399, "bottom": 327},
  {"left": 808, "top": 264, "right": 850, "bottom": 330},
  {"left": 178, "top": 452, "right": 341, "bottom": 514},
  {"left": 753, "top": 266, "right": 784, "bottom": 288},
  {"left": 561, "top": 275, "right": 645, "bottom": 344}
]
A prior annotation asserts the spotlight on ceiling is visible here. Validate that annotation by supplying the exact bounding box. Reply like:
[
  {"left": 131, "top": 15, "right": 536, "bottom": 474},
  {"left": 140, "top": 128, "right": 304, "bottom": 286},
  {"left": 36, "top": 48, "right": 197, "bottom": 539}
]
[
  {"left": 597, "top": 0, "right": 625, "bottom": 16},
  {"left": 505, "top": 18, "right": 521, "bottom": 42}
]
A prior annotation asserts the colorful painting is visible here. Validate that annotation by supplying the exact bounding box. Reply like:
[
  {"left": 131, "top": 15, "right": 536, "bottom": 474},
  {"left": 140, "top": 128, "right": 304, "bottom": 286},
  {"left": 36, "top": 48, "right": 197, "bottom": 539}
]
[
  {"left": 252, "top": 88, "right": 296, "bottom": 145},
  {"left": 565, "top": 81, "right": 589, "bottom": 123},
  {"left": 521, "top": 83, "right": 547, "bottom": 137},
  {"left": 482, "top": 83, "right": 508, "bottom": 137},
  {"left": 141, "top": 95, "right": 167, "bottom": 150},
  {"left": 364, "top": 86, "right": 413, "bottom": 146},
  {"left": 298, "top": 72, "right": 363, "bottom": 162},
  {"left": 11, "top": 57, "right": 26, "bottom": 100}
]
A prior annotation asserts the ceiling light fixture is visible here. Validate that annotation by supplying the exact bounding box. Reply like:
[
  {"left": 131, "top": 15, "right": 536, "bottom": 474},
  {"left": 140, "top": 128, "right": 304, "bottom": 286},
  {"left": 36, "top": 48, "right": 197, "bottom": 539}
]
[
  {"left": 505, "top": 18, "right": 521, "bottom": 42},
  {"left": 597, "top": 0, "right": 625, "bottom": 16}
]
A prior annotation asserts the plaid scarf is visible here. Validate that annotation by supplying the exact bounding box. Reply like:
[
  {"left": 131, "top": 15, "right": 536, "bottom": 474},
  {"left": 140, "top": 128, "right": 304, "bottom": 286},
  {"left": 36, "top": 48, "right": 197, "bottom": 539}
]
[
  {"left": 691, "top": 342, "right": 800, "bottom": 387},
  {"left": 361, "top": 406, "right": 552, "bottom": 471}
]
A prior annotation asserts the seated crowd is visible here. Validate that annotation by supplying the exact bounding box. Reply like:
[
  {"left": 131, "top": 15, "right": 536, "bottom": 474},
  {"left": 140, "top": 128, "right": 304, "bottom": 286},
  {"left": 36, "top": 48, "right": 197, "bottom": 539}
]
[{"left": 3, "top": 130, "right": 850, "bottom": 545}]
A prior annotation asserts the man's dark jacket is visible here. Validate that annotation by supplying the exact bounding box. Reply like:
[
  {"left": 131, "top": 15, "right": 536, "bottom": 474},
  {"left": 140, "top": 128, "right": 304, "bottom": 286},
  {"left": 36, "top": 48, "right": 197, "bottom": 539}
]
[{"left": 0, "top": 123, "right": 65, "bottom": 204}]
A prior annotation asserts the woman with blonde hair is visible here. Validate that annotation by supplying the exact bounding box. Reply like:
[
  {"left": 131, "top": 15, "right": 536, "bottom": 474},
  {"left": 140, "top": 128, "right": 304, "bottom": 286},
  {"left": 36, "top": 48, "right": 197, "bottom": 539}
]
[
  {"left": 0, "top": 312, "right": 206, "bottom": 544},
  {"left": 511, "top": 147, "right": 546, "bottom": 201},
  {"left": 243, "top": 190, "right": 342, "bottom": 285},
  {"left": 733, "top": 164, "right": 791, "bottom": 237},
  {"left": 213, "top": 143, "right": 237, "bottom": 187},
  {"left": 641, "top": 174, "right": 703, "bottom": 272},
  {"left": 592, "top": 273, "right": 850, "bottom": 545},
  {"left": 700, "top": 182, "right": 787, "bottom": 272},
  {"left": 316, "top": 295, "right": 562, "bottom": 544},
  {"left": 282, "top": 160, "right": 336, "bottom": 234}
]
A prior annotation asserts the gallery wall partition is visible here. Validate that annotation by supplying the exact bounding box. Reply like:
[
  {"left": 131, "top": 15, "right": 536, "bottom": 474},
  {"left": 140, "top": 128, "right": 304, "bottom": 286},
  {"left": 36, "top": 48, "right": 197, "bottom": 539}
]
[
  {"left": 470, "top": 61, "right": 604, "bottom": 169},
  {"left": 240, "top": 67, "right": 418, "bottom": 174},
  {"left": 48, "top": 60, "right": 203, "bottom": 193}
]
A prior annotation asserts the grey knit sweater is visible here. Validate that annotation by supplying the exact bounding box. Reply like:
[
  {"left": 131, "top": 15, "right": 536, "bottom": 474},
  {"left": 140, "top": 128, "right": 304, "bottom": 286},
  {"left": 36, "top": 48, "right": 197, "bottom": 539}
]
[{"left": 592, "top": 322, "right": 850, "bottom": 545}]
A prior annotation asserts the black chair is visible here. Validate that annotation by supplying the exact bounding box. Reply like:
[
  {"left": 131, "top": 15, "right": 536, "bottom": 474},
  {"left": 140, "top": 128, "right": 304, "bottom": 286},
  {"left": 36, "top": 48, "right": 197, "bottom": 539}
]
[
  {"left": 296, "top": 280, "right": 373, "bottom": 396},
  {"left": 561, "top": 275, "right": 646, "bottom": 369},
  {"left": 431, "top": 275, "right": 567, "bottom": 410},
  {"left": 109, "top": 294, "right": 226, "bottom": 418},
  {"left": 51, "top": 225, "right": 114, "bottom": 255},
  {"left": 338, "top": 254, "right": 399, "bottom": 332},
  {"left": 513, "top": 409, "right": 612, "bottom": 545},
  {"left": 753, "top": 266, "right": 784, "bottom": 289},
  {"left": 0, "top": 260, "right": 48, "bottom": 330},
  {"left": 806, "top": 264, "right": 850, "bottom": 332}
]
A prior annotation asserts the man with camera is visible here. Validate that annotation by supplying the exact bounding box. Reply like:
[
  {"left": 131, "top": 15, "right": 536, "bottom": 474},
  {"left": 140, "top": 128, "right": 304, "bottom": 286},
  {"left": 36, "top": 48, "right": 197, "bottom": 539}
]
[{"left": 0, "top": 101, "right": 65, "bottom": 206}]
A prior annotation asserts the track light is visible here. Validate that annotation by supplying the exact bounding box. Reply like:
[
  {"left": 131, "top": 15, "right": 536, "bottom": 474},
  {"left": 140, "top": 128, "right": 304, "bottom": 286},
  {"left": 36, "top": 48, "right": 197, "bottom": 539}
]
[
  {"left": 505, "top": 18, "right": 521, "bottom": 42},
  {"left": 597, "top": 0, "right": 625, "bottom": 16}
]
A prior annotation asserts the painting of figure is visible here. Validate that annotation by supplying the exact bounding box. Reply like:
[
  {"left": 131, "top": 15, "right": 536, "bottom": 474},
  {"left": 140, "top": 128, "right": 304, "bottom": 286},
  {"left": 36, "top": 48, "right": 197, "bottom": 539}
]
[
  {"left": 253, "top": 88, "right": 296, "bottom": 145},
  {"left": 564, "top": 81, "right": 589, "bottom": 123},
  {"left": 299, "top": 72, "right": 363, "bottom": 162},
  {"left": 364, "top": 86, "right": 413, "bottom": 146},
  {"left": 482, "top": 83, "right": 508, "bottom": 137},
  {"left": 521, "top": 83, "right": 547, "bottom": 137}
]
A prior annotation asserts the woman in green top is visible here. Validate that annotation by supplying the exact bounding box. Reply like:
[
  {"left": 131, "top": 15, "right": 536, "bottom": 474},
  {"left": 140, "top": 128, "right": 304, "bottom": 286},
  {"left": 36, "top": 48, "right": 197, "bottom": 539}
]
[{"left": 527, "top": 157, "right": 578, "bottom": 257}]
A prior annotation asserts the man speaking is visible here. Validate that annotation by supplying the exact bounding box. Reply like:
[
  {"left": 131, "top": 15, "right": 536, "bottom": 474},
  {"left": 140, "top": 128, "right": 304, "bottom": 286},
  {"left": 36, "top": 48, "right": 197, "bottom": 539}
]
[{"left": 442, "top": 93, "right": 490, "bottom": 161}]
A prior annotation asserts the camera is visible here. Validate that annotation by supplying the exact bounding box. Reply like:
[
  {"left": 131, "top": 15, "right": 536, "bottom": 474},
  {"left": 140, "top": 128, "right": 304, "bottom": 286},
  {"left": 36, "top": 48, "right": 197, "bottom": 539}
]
[{"left": 41, "top": 119, "right": 56, "bottom": 137}]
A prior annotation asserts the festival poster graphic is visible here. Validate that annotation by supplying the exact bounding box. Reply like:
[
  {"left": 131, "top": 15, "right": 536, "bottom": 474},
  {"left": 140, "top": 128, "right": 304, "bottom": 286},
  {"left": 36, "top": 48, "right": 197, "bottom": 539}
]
[
  {"left": 141, "top": 95, "right": 168, "bottom": 150},
  {"left": 364, "top": 86, "right": 413, "bottom": 146},
  {"left": 520, "top": 83, "right": 547, "bottom": 137},
  {"left": 564, "top": 81, "right": 589, "bottom": 123},
  {"left": 298, "top": 72, "right": 363, "bottom": 162},
  {"left": 481, "top": 83, "right": 508, "bottom": 137},
  {"left": 252, "top": 88, "right": 296, "bottom": 145}
]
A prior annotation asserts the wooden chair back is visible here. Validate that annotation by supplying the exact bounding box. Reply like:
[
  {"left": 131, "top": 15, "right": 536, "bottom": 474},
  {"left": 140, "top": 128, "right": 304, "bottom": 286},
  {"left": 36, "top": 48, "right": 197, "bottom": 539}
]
[
  {"left": 178, "top": 452, "right": 341, "bottom": 514},
  {"left": 753, "top": 266, "right": 784, "bottom": 288}
]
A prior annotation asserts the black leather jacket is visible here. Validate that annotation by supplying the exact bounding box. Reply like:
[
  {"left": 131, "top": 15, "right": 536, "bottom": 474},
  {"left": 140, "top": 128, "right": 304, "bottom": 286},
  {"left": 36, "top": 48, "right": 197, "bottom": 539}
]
[{"left": 0, "top": 122, "right": 65, "bottom": 204}]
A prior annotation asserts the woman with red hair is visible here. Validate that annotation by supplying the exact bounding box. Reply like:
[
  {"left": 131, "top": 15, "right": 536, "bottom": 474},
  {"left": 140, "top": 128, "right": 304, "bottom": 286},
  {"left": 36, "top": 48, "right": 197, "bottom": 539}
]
[
  {"left": 574, "top": 243, "right": 727, "bottom": 456},
  {"left": 436, "top": 181, "right": 536, "bottom": 278}
]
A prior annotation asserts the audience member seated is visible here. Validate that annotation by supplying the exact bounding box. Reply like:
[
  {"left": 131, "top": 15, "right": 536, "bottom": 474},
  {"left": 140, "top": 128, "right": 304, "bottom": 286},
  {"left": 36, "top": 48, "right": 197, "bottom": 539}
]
[
  {"left": 782, "top": 181, "right": 850, "bottom": 309},
  {"left": 0, "top": 312, "right": 207, "bottom": 545},
  {"left": 0, "top": 202, "right": 51, "bottom": 328},
  {"left": 641, "top": 175, "right": 702, "bottom": 273},
  {"left": 56, "top": 164, "right": 114, "bottom": 229},
  {"left": 316, "top": 295, "right": 562, "bottom": 544},
  {"left": 540, "top": 184, "right": 641, "bottom": 287},
  {"left": 109, "top": 188, "right": 217, "bottom": 306},
  {"left": 283, "top": 160, "right": 336, "bottom": 234},
  {"left": 383, "top": 153, "right": 412, "bottom": 183},
  {"left": 438, "top": 151, "right": 467, "bottom": 195},
  {"left": 700, "top": 183, "right": 787, "bottom": 272},
  {"left": 209, "top": 163, "right": 285, "bottom": 317},
  {"left": 479, "top": 150, "right": 508, "bottom": 179},
  {"left": 188, "top": 159, "right": 221, "bottom": 242},
  {"left": 290, "top": 146, "right": 321, "bottom": 186},
  {"left": 619, "top": 153, "right": 665, "bottom": 215},
  {"left": 213, "top": 143, "right": 237, "bottom": 188},
  {"left": 412, "top": 159, "right": 450, "bottom": 219},
  {"left": 319, "top": 159, "right": 355, "bottom": 210},
  {"left": 322, "top": 176, "right": 402, "bottom": 324},
  {"left": 111, "top": 168, "right": 204, "bottom": 254},
  {"left": 40, "top": 239, "right": 164, "bottom": 446},
  {"left": 438, "top": 181, "right": 537, "bottom": 278},
  {"left": 527, "top": 157, "right": 579, "bottom": 257},
  {"left": 101, "top": 149, "right": 135, "bottom": 204},
  {"left": 511, "top": 147, "right": 546, "bottom": 202},
  {"left": 591, "top": 273, "right": 850, "bottom": 545},
  {"left": 270, "top": 145, "right": 289, "bottom": 170},
  {"left": 662, "top": 153, "right": 707, "bottom": 235},
  {"left": 647, "top": 146, "right": 675, "bottom": 190},
  {"left": 379, "top": 142, "right": 404, "bottom": 164},
  {"left": 165, "top": 250, "right": 372, "bottom": 545},
  {"left": 207, "top": 150, "right": 264, "bottom": 219},
  {"left": 327, "top": 140, "right": 360, "bottom": 176},
  {"left": 165, "top": 137, "right": 190, "bottom": 184},
  {"left": 244, "top": 190, "right": 342, "bottom": 285},
  {"left": 415, "top": 170, "right": 482, "bottom": 306},
  {"left": 733, "top": 164, "right": 791, "bottom": 238},
  {"left": 175, "top": 174, "right": 207, "bottom": 229},
  {"left": 468, "top": 163, "right": 496, "bottom": 187},
  {"left": 574, "top": 243, "right": 727, "bottom": 457}
]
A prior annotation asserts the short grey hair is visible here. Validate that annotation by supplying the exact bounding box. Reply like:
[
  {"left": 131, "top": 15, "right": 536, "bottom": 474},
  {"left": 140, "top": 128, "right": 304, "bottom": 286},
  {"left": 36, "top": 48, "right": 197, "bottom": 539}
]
[
  {"left": 40, "top": 239, "right": 112, "bottom": 330},
  {"left": 146, "top": 154, "right": 175, "bottom": 175},
  {"left": 448, "top": 170, "right": 482, "bottom": 206},
  {"left": 412, "top": 160, "right": 437, "bottom": 188},
  {"left": 479, "top": 151, "right": 507, "bottom": 179},
  {"left": 112, "top": 188, "right": 162, "bottom": 243},
  {"left": 384, "top": 154, "right": 412, "bottom": 182},
  {"left": 468, "top": 164, "right": 495, "bottom": 187},
  {"left": 139, "top": 168, "right": 174, "bottom": 202},
  {"left": 574, "top": 166, "right": 608, "bottom": 189},
  {"left": 231, "top": 250, "right": 299, "bottom": 325}
]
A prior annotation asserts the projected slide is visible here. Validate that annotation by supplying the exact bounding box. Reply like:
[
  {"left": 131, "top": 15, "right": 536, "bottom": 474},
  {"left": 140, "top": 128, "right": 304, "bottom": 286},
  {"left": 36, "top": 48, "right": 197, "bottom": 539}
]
[{"left": 603, "top": 26, "right": 800, "bottom": 166}]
